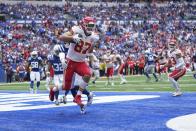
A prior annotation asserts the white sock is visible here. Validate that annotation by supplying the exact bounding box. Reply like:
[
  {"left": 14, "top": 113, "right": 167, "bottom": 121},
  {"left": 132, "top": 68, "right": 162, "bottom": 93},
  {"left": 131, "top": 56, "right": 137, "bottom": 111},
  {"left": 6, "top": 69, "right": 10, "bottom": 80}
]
[{"left": 169, "top": 77, "right": 180, "bottom": 92}]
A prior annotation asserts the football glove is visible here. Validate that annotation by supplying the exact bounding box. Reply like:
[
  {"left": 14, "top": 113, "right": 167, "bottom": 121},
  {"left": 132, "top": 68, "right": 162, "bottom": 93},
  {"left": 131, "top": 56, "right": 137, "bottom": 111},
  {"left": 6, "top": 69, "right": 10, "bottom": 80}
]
[{"left": 73, "top": 34, "right": 83, "bottom": 44}]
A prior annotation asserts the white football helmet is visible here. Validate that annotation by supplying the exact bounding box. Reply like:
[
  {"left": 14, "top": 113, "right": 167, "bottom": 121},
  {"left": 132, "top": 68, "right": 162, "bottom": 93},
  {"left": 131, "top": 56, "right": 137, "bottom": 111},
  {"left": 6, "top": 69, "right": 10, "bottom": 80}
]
[
  {"left": 31, "top": 51, "right": 38, "bottom": 59},
  {"left": 53, "top": 45, "right": 61, "bottom": 56},
  {"left": 81, "top": 16, "right": 96, "bottom": 34},
  {"left": 168, "top": 39, "right": 177, "bottom": 51}
]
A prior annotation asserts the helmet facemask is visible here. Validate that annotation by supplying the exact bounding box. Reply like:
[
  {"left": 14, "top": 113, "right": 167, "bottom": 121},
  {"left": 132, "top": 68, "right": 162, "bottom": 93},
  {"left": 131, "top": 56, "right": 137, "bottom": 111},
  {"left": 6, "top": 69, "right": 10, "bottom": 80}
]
[
  {"left": 53, "top": 45, "right": 60, "bottom": 56},
  {"left": 81, "top": 17, "right": 96, "bottom": 35},
  {"left": 85, "top": 22, "right": 95, "bottom": 34},
  {"left": 31, "top": 51, "right": 38, "bottom": 59},
  {"left": 168, "top": 42, "right": 176, "bottom": 51}
]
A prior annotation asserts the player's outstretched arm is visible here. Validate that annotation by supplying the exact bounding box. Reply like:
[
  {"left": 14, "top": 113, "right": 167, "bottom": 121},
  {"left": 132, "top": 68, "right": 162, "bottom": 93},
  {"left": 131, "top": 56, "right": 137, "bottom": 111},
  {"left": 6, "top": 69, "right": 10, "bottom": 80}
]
[{"left": 58, "top": 31, "right": 82, "bottom": 44}]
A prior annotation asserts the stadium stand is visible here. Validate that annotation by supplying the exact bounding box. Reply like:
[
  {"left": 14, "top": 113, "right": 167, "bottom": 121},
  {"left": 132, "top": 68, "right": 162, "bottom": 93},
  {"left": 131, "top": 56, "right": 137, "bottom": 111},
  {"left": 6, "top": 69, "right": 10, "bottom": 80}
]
[{"left": 0, "top": 0, "right": 195, "bottom": 82}]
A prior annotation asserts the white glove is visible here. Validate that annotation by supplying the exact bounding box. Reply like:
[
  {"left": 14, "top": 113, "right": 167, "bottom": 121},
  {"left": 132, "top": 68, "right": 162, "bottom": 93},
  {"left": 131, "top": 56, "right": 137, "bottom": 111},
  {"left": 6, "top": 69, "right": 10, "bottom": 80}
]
[
  {"left": 72, "top": 34, "right": 82, "bottom": 44},
  {"left": 170, "top": 67, "right": 175, "bottom": 71}
]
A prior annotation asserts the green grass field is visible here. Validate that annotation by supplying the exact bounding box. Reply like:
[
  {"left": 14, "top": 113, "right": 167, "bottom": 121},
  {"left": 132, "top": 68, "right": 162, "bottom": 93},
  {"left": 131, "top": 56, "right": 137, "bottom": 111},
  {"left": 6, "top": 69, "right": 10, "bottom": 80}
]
[{"left": 0, "top": 73, "right": 195, "bottom": 92}]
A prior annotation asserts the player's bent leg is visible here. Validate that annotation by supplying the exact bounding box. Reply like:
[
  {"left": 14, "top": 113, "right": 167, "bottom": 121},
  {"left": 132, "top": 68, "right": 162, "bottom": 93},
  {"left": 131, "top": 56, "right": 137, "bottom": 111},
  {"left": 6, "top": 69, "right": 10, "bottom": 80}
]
[
  {"left": 168, "top": 77, "right": 182, "bottom": 97},
  {"left": 71, "top": 86, "right": 78, "bottom": 98},
  {"left": 73, "top": 75, "right": 91, "bottom": 106},
  {"left": 87, "top": 91, "right": 93, "bottom": 106}
]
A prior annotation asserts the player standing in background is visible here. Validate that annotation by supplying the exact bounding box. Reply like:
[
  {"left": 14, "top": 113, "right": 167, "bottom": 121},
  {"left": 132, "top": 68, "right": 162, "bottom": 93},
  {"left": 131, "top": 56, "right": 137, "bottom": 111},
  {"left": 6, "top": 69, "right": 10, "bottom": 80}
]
[
  {"left": 156, "top": 49, "right": 168, "bottom": 81},
  {"left": 59, "top": 16, "right": 100, "bottom": 107},
  {"left": 28, "top": 51, "right": 43, "bottom": 94},
  {"left": 115, "top": 54, "right": 127, "bottom": 84},
  {"left": 104, "top": 50, "right": 115, "bottom": 86},
  {"left": 162, "top": 40, "right": 186, "bottom": 96},
  {"left": 90, "top": 54, "right": 100, "bottom": 84},
  {"left": 144, "top": 49, "right": 159, "bottom": 82}
]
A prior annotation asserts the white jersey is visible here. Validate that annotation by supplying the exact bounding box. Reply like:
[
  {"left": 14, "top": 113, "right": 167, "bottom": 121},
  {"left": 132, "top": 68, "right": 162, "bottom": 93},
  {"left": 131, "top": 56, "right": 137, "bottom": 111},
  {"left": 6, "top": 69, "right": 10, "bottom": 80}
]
[
  {"left": 169, "top": 49, "right": 185, "bottom": 69},
  {"left": 67, "top": 26, "right": 99, "bottom": 62},
  {"left": 116, "top": 55, "right": 124, "bottom": 65},
  {"left": 91, "top": 55, "right": 100, "bottom": 69},
  {"left": 159, "top": 52, "right": 167, "bottom": 65},
  {"left": 106, "top": 55, "right": 114, "bottom": 68}
]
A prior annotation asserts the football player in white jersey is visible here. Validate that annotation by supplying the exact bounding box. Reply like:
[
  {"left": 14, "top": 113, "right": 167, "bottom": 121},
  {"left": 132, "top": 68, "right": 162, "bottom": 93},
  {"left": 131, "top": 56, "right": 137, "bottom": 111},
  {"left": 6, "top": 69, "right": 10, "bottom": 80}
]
[
  {"left": 156, "top": 49, "right": 168, "bottom": 81},
  {"left": 90, "top": 54, "right": 100, "bottom": 84},
  {"left": 28, "top": 51, "right": 43, "bottom": 94},
  {"left": 104, "top": 50, "right": 115, "bottom": 86},
  {"left": 59, "top": 16, "right": 100, "bottom": 107},
  {"left": 162, "top": 39, "right": 186, "bottom": 96},
  {"left": 115, "top": 54, "right": 127, "bottom": 84}
]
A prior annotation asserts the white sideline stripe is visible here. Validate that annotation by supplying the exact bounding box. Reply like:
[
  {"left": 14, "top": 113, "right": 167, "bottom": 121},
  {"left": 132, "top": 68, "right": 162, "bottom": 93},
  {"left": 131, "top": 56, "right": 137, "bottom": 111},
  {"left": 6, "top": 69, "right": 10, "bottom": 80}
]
[
  {"left": 0, "top": 94, "right": 74, "bottom": 102},
  {"left": 0, "top": 93, "right": 159, "bottom": 112},
  {"left": 166, "top": 113, "right": 196, "bottom": 131}
]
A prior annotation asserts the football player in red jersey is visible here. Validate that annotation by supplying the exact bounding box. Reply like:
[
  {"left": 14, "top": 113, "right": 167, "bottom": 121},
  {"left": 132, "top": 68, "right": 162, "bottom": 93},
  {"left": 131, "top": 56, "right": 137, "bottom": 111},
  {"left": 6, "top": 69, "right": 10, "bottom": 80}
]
[
  {"left": 59, "top": 17, "right": 100, "bottom": 108},
  {"left": 162, "top": 39, "right": 186, "bottom": 96}
]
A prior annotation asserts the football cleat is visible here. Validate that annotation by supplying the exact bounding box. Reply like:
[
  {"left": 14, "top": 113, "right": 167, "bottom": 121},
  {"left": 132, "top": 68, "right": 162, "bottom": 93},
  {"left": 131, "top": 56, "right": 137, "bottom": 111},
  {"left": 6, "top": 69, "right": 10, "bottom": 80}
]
[
  {"left": 49, "top": 89, "right": 55, "bottom": 101},
  {"left": 172, "top": 91, "right": 182, "bottom": 97},
  {"left": 55, "top": 100, "right": 60, "bottom": 105},
  {"left": 87, "top": 92, "right": 93, "bottom": 106},
  {"left": 80, "top": 105, "right": 86, "bottom": 114},
  {"left": 62, "top": 96, "right": 67, "bottom": 104},
  {"left": 120, "top": 80, "right": 127, "bottom": 84},
  {"left": 73, "top": 95, "right": 84, "bottom": 106}
]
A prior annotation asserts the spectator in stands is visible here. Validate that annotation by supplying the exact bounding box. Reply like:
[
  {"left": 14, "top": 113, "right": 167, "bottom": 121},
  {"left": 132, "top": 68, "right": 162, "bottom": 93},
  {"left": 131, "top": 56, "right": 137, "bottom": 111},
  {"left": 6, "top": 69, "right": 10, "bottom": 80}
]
[{"left": 5, "top": 64, "right": 13, "bottom": 83}]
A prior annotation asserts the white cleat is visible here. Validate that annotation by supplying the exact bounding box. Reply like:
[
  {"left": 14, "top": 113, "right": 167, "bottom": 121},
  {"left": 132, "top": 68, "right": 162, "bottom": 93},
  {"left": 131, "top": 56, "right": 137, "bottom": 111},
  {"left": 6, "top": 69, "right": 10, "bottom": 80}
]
[
  {"left": 111, "top": 82, "right": 114, "bottom": 86},
  {"left": 55, "top": 100, "right": 60, "bottom": 105},
  {"left": 120, "top": 80, "right": 127, "bottom": 84},
  {"left": 87, "top": 92, "right": 93, "bottom": 106},
  {"left": 172, "top": 91, "right": 182, "bottom": 97}
]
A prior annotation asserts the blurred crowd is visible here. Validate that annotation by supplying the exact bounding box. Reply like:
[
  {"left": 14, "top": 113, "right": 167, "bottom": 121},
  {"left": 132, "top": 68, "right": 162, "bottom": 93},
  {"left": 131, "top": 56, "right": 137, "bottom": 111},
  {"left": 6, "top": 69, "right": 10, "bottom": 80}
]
[{"left": 0, "top": 1, "right": 195, "bottom": 81}]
